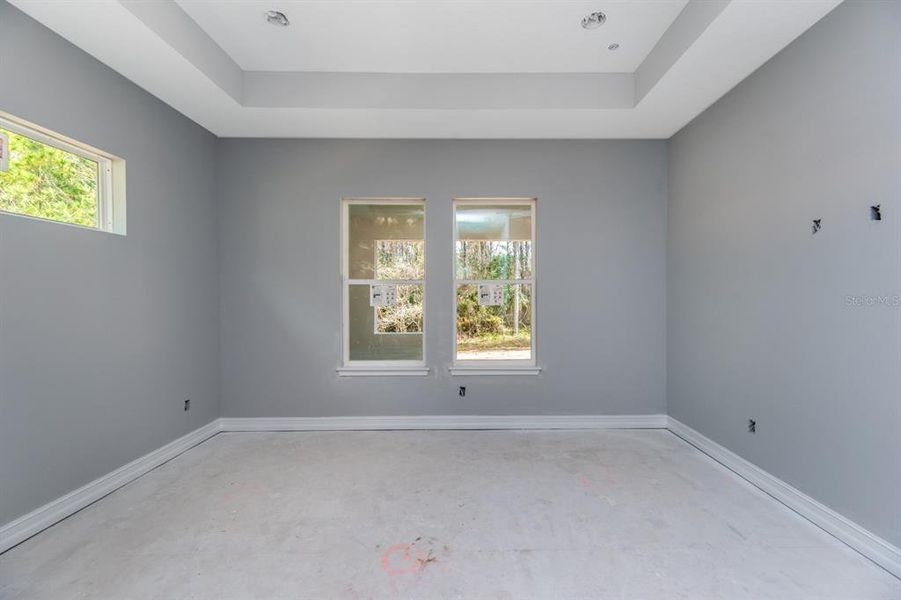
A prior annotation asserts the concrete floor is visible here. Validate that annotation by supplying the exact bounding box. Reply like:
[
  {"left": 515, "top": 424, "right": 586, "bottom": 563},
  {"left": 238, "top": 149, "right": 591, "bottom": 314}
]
[{"left": 1, "top": 430, "right": 899, "bottom": 599}]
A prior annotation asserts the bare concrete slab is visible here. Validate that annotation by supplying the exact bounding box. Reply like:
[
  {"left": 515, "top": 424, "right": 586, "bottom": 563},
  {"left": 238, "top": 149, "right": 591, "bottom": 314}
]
[{"left": 1, "top": 430, "right": 898, "bottom": 599}]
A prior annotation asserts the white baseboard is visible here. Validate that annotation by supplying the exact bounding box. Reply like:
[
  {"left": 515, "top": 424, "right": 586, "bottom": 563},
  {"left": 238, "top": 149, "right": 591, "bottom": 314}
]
[
  {"left": 667, "top": 417, "right": 901, "bottom": 579},
  {"left": 0, "top": 419, "right": 221, "bottom": 555},
  {"left": 6, "top": 413, "right": 897, "bottom": 582},
  {"left": 220, "top": 413, "right": 668, "bottom": 432}
]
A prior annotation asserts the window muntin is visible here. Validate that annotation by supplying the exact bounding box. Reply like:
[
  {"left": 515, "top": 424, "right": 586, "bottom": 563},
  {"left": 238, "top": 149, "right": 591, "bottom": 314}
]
[
  {"left": 0, "top": 114, "right": 122, "bottom": 233},
  {"left": 453, "top": 199, "right": 536, "bottom": 364},
  {"left": 342, "top": 199, "right": 425, "bottom": 364}
]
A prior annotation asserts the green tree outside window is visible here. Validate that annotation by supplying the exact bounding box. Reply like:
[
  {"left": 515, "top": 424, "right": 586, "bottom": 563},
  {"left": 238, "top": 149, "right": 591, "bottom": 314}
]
[{"left": 0, "top": 128, "right": 98, "bottom": 227}]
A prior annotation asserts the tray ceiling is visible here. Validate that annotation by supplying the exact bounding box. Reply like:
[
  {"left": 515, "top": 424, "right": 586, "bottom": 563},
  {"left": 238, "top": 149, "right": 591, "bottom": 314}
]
[{"left": 10, "top": 0, "right": 842, "bottom": 138}]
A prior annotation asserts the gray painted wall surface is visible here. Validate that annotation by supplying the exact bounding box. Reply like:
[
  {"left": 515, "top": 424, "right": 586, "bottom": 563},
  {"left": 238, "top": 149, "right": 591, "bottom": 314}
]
[
  {"left": 218, "top": 139, "right": 667, "bottom": 418},
  {"left": 668, "top": 0, "right": 901, "bottom": 547},
  {"left": 0, "top": 2, "right": 220, "bottom": 525}
]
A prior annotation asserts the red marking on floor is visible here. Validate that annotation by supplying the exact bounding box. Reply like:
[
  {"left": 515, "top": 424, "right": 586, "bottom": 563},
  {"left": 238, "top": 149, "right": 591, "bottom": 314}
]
[{"left": 381, "top": 543, "right": 426, "bottom": 576}]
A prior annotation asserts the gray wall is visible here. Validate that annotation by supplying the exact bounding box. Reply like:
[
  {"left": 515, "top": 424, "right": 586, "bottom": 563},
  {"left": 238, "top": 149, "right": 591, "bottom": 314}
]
[
  {"left": 0, "top": 2, "right": 220, "bottom": 525},
  {"left": 218, "top": 139, "right": 667, "bottom": 418},
  {"left": 668, "top": 0, "right": 901, "bottom": 547}
]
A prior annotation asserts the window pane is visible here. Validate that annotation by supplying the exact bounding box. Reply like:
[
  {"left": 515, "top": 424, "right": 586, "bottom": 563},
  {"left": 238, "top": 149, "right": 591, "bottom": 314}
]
[
  {"left": 375, "top": 284, "right": 423, "bottom": 333},
  {"left": 455, "top": 204, "right": 532, "bottom": 279},
  {"left": 455, "top": 240, "right": 532, "bottom": 280},
  {"left": 375, "top": 240, "right": 424, "bottom": 280},
  {"left": 349, "top": 284, "right": 423, "bottom": 361},
  {"left": 456, "top": 284, "right": 532, "bottom": 361},
  {"left": 0, "top": 128, "right": 99, "bottom": 227},
  {"left": 349, "top": 204, "right": 424, "bottom": 279}
]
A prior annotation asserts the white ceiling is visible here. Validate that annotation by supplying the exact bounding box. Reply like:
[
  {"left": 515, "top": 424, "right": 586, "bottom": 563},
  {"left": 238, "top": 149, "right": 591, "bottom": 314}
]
[
  {"left": 174, "top": 0, "right": 688, "bottom": 73},
  {"left": 9, "top": 0, "right": 842, "bottom": 138}
]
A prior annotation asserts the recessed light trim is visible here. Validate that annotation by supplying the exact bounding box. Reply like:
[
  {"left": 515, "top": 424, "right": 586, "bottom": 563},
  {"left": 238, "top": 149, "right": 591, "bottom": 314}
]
[
  {"left": 608, "top": 43, "right": 620, "bottom": 51},
  {"left": 581, "top": 11, "right": 606, "bottom": 30},
  {"left": 266, "top": 10, "right": 290, "bottom": 27}
]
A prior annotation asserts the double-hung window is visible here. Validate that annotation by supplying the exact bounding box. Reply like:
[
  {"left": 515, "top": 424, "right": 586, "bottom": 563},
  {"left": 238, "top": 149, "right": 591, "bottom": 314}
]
[
  {"left": 452, "top": 198, "right": 539, "bottom": 375},
  {"left": 338, "top": 198, "right": 428, "bottom": 376},
  {"left": 0, "top": 113, "right": 125, "bottom": 234}
]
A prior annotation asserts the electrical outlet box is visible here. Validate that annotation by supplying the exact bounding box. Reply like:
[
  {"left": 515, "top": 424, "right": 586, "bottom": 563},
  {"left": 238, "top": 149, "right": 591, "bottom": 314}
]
[{"left": 184, "top": 399, "right": 191, "bottom": 412}]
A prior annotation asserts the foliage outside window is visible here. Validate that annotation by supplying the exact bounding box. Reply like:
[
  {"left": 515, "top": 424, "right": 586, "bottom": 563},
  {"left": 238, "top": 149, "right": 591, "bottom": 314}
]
[
  {"left": 374, "top": 241, "right": 424, "bottom": 334},
  {"left": 454, "top": 200, "right": 535, "bottom": 363},
  {"left": 0, "top": 127, "right": 99, "bottom": 227}
]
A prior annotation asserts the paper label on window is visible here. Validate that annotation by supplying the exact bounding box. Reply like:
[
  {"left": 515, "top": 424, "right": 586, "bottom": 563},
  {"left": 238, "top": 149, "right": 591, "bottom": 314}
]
[
  {"left": 370, "top": 284, "right": 397, "bottom": 307},
  {"left": 0, "top": 131, "right": 8, "bottom": 173},
  {"left": 478, "top": 284, "right": 504, "bottom": 306}
]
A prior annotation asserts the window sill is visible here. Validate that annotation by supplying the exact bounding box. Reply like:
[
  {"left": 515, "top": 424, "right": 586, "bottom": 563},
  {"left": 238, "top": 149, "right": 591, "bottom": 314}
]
[
  {"left": 337, "top": 366, "right": 430, "bottom": 377},
  {"left": 449, "top": 366, "right": 541, "bottom": 376}
]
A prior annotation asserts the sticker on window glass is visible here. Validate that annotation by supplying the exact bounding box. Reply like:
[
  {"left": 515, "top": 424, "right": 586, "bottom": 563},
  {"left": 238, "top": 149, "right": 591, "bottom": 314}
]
[
  {"left": 478, "top": 284, "right": 504, "bottom": 306},
  {"left": 0, "top": 131, "right": 8, "bottom": 172},
  {"left": 370, "top": 284, "right": 398, "bottom": 307}
]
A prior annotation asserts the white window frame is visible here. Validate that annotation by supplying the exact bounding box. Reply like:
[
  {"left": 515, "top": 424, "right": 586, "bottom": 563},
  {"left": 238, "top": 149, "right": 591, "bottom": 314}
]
[
  {"left": 338, "top": 198, "right": 429, "bottom": 377},
  {"left": 0, "top": 111, "right": 126, "bottom": 235},
  {"left": 451, "top": 197, "right": 540, "bottom": 376}
]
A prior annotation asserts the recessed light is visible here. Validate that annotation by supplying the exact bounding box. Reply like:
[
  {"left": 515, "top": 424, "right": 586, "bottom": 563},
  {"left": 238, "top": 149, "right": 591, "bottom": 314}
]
[
  {"left": 608, "top": 43, "right": 620, "bottom": 51},
  {"left": 581, "top": 11, "right": 606, "bottom": 30},
  {"left": 266, "top": 10, "right": 290, "bottom": 27}
]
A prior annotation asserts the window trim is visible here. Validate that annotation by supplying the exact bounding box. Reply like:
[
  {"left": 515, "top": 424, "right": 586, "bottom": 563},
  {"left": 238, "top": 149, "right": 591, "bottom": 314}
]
[
  {"left": 451, "top": 197, "right": 540, "bottom": 376},
  {"left": 338, "top": 197, "right": 428, "bottom": 376},
  {"left": 0, "top": 112, "right": 126, "bottom": 235}
]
